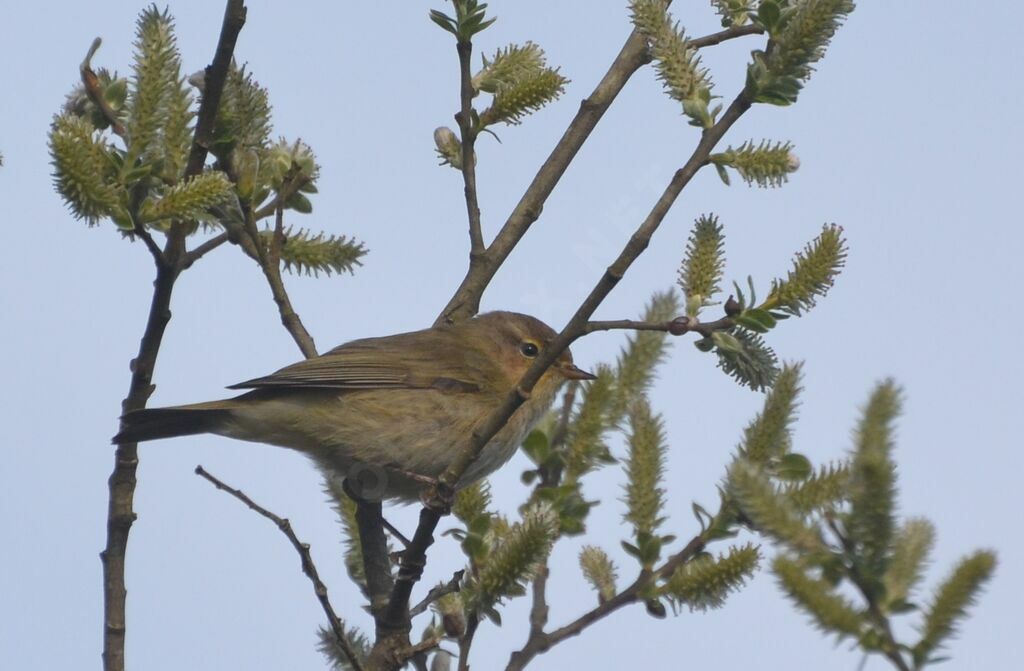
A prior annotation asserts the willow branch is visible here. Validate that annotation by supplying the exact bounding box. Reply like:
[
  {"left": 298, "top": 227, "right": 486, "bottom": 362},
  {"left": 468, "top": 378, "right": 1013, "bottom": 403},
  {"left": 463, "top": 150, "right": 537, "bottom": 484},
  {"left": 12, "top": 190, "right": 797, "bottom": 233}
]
[
  {"left": 456, "top": 39, "right": 485, "bottom": 258},
  {"left": 184, "top": 0, "right": 247, "bottom": 178},
  {"left": 435, "top": 22, "right": 763, "bottom": 325},
  {"left": 375, "top": 87, "right": 753, "bottom": 671},
  {"left": 102, "top": 5, "right": 247, "bottom": 671},
  {"left": 181, "top": 231, "right": 230, "bottom": 268},
  {"left": 506, "top": 535, "right": 706, "bottom": 670},
  {"left": 250, "top": 203, "right": 318, "bottom": 358},
  {"left": 439, "top": 90, "right": 753, "bottom": 496},
  {"left": 585, "top": 315, "right": 734, "bottom": 339},
  {"left": 195, "top": 466, "right": 364, "bottom": 671},
  {"left": 409, "top": 570, "right": 464, "bottom": 619}
]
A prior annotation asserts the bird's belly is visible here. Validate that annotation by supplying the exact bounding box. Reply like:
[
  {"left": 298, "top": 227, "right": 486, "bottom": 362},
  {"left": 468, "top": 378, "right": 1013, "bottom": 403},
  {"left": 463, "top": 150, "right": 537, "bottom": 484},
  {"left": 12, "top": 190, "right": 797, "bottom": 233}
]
[{"left": 220, "top": 388, "right": 537, "bottom": 501}]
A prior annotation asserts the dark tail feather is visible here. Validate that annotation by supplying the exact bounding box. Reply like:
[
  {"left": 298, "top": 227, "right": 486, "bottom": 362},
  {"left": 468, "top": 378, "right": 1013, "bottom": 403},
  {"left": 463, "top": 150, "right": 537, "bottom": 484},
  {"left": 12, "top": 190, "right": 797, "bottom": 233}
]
[{"left": 113, "top": 407, "right": 231, "bottom": 444}]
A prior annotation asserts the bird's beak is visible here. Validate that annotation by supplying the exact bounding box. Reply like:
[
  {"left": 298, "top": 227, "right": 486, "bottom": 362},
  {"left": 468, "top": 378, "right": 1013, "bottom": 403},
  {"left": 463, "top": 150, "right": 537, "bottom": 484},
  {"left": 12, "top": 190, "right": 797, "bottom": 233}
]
[{"left": 558, "top": 362, "right": 598, "bottom": 381}]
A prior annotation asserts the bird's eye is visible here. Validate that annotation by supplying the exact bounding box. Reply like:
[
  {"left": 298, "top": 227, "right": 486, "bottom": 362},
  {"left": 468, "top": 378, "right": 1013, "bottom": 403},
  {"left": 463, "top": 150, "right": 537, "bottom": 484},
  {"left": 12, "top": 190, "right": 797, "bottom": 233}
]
[{"left": 520, "top": 341, "right": 540, "bottom": 358}]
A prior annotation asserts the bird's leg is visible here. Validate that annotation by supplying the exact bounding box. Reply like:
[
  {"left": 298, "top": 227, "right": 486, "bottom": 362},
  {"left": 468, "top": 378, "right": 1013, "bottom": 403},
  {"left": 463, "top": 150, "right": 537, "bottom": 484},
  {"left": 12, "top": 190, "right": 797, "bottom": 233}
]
[{"left": 381, "top": 463, "right": 454, "bottom": 514}]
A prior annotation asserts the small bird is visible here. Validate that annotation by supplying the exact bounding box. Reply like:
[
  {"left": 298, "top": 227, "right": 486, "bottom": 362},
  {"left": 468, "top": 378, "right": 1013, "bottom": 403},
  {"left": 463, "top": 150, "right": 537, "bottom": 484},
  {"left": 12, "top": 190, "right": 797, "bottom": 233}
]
[{"left": 114, "top": 311, "right": 594, "bottom": 501}]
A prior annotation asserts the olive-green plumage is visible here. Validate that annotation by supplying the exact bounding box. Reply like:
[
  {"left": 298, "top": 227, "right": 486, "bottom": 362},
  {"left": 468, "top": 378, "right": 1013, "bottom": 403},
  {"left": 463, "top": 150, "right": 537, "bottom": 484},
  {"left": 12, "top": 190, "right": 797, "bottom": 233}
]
[{"left": 114, "top": 311, "right": 593, "bottom": 501}]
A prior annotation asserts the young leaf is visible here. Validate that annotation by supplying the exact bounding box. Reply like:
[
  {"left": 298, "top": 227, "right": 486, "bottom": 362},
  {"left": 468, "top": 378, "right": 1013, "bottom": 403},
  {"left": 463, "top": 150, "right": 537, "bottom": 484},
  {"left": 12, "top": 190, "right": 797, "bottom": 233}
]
[{"left": 747, "top": 0, "right": 856, "bottom": 105}]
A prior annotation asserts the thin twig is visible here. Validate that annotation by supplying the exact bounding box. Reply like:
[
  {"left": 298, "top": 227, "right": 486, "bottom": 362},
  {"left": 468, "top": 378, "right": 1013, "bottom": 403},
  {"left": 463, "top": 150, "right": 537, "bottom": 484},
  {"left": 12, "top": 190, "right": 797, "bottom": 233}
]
[
  {"left": 181, "top": 231, "right": 230, "bottom": 268},
  {"left": 131, "top": 222, "right": 166, "bottom": 266},
  {"left": 435, "top": 23, "right": 763, "bottom": 326},
  {"left": 528, "top": 565, "right": 550, "bottom": 637},
  {"left": 102, "top": 5, "right": 247, "bottom": 670},
  {"left": 584, "top": 315, "right": 734, "bottom": 339},
  {"left": 250, "top": 203, "right": 318, "bottom": 358},
  {"left": 506, "top": 535, "right": 706, "bottom": 670},
  {"left": 184, "top": 0, "right": 248, "bottom": 178},
  {"left": 195, "top": 466, "right": 364, "bottom": 671},
  {"left": 456, "top": 39, "right": 485, "bottom": 259},
  {"left": 410, "top": 570, "right": 465, "bottom": 618},
  {"left": 252, "top": 172, "right": 311, "bottom": 220},
  {"left": 382, "top": 518, "right": 412, "bottom": 549}
]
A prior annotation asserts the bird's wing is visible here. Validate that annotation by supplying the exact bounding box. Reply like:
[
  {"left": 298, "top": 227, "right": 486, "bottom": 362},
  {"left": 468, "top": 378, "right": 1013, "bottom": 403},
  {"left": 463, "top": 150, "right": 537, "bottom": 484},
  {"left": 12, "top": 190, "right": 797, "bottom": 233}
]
[{"left": 226, "top": 332, "right": 482, "bottom": 393}]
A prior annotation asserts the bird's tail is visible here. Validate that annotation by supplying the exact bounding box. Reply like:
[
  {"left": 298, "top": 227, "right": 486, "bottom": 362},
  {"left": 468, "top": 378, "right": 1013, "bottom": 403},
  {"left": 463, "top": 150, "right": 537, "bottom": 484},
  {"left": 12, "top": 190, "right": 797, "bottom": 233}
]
[{"left": 112, "top": 403, "right": 233, "bottom": 444}]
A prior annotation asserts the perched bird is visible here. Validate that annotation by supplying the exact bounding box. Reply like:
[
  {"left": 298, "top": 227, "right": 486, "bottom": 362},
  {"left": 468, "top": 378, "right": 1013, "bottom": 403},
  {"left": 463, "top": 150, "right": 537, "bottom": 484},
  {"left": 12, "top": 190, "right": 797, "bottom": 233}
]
[{"left": 114, "top": 311, "right": 594, "bottom": 501}]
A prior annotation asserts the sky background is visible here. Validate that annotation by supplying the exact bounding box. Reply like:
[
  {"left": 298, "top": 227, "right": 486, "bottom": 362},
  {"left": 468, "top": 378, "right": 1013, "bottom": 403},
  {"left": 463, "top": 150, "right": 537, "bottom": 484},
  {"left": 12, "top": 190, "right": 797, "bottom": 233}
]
[{"left": 2, "top": 1, "right": 1020, "bottom": 669}]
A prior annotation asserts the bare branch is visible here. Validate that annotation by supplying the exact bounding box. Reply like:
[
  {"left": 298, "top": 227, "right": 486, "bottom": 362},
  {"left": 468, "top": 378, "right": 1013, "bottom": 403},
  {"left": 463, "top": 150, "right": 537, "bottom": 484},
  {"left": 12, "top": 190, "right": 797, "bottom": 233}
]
[
  {"left": 195, "top": 466, "right": 364, "bottom": 671},
  {"left": 456, "top": 40, "right": 486, "bottom": 259},
  {"left": 410, "top": 571, "right": 465, "bottom": 618},
  {"left": 103, "top": 5, "right": 248, "bottom": 670},
  {"left": 435, "top": 23, "right": 763, "bottom": 326},
  {"left": 584, "top": 315, "right": 734, "bottom": 339},
  {"left": 181, "top": 232, "right": 230, "bottom": 268},
  {"left": 184, "top": 0, "right": 248, "bottom": 178},
  {"left": 506, "top": 535, "right": 707, "bottom": 670},
  {"left": 250, "top": 203, "right": 319, "bottom": 358}
]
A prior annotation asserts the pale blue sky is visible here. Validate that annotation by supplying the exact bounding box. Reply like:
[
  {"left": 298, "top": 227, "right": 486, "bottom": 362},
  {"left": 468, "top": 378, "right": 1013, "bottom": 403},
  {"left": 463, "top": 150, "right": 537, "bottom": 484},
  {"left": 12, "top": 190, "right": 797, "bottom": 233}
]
[{"left": 2, "top": 2, "right": 1020, "bottom": 669}]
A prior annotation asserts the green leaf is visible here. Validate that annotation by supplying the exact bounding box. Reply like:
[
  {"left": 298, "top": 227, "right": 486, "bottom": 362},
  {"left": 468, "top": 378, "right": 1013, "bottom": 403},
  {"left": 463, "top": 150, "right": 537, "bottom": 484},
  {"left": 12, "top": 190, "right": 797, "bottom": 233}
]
[
  {"left": 747, "top": 0, "right": 855, "bottom": 106},
  {"left": 773, "top": 453, "right": 812, "bottom": 481}
]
